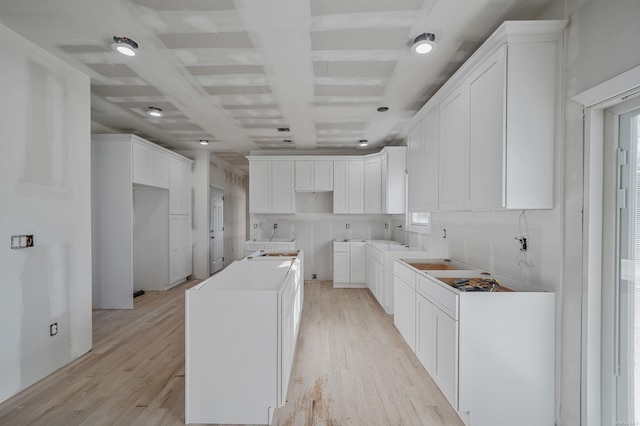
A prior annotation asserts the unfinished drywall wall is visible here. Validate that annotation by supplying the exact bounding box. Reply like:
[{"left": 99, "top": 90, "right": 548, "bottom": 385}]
[{"left": 0, "top": 23, "right": 91, "bottom": 403}]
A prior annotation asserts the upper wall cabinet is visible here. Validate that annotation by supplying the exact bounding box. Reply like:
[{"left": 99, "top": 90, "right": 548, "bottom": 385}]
[
  {"left": 295, "top": 160, "right": 333, "bottom": 192},
  {"left": 249, "top": 159, "right": 296, "bottom": 214},
  {"left": 364, "top": 156, "right": 382, "bottom": 214},
  {"left": 381, "top": 147, "right": 407, "bottom": 214},
  {"left": 170, "top": 157, "right": 192, "bottom": 215},
  {"left": 334, "top": 159, "right": 364, "bottom": 214},
  {"left": 132, "top": 140, "right": 170, "bottom": 189},
  {"left": 406, "top": 20, "right": 564, "bottom": 212}
]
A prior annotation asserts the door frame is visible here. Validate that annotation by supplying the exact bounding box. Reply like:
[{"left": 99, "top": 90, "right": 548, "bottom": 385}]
[
  {"left": 573, "top": 64, "right": 640, "bottom": 426},
  {"left": 209, "top": 186, "right": 224, "bottom": 275}
]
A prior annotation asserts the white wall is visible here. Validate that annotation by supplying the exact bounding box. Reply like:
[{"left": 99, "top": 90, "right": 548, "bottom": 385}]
[
  {"left": 187, "top": 150, "right": 248, "bottom": 279},
  {"left": 209, "top": 157, "right": 247, "bottom": 268},
  {"left": 251, "top": 192, "right": 401, "bottom": 281},
  {"left": 0, "top": 23, "right": 92, "bottom": 403}
]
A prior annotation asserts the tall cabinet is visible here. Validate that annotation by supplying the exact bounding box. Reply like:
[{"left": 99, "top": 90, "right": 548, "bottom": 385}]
[{"left": 92, "top": 134, "right": 193, "bottom": 309}]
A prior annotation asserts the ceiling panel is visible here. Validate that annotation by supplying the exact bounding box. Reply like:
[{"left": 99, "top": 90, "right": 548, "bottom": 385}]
[
  {"left": 315, "top": 85, "right": 385, "bottom": 97},
  {"left": 311, "top": 28, "right": 411, "bottom": 50},
  {"left": 91, "top": 85, "right": 163, "bottom": 97},
  {"left": 131, "top": 0, "right": 235, "bottom": 11},
  {"left": 187, "top": 64, "right": 266, "bottom": 75},
  {"left": 86, "top": 63, "right": 139, "bottom": 78},
  {"left": 159, "top": 32, "right": 253, "bottom": 49},
  {"left": 314, "top": 61, "right": 396, "bottom": 77},
  {"left": 311, "top": 0, "right": 424, "bottom": 16},
  {"left": 204, "top": 85, "right": 272, "bottom": 95}
]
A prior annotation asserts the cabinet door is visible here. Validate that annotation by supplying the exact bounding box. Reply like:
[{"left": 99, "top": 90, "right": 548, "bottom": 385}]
[
  {"left": 407, "top": 123, "right": 423, "bottom": 212},
  {"left": 333, "top": 161, "right": 348, "bottom": 214},
  {"left": 439, "top": 85, "right": 468, "bottom": 211},
  {"left": 132, "top": 143, "right": 152, "bottom": 186},
  {"left": 396, "top": 279, "right": 416, "bottom": 351},
  {"left": 295, "top": 160, "right": 314, "bottom": 191},
  {"left": 151, "top": 151, "right": 170, "bottom": 189},
  {"left": 270, "top": 161, "right": 295, "bottom": 213},
  {"left": 333, "top": 251, "right": 350, "bottom": 283},
  {"left": 416, "top": 294, "right": 435, "bottom": 374},
  {"left": 364, "top": 156, "right": 382, "bottom": 214},
  {"left": 249, "top": 161, "right": 271, "bottom": 213},
  {"left": 467, "top": 46, "right": 506, "bottom": 209},
  {"left": 394, "top": 275, "right": 406, "bottom": 334},
  {"left": 348, "top": 160, "right": 364, "bottom": 213},
  {"left": 170, "top": 215, "right": 191, "bottom": 283},
  {"left": 170, "top": 159, "right": 191, "bottom": 215},
  {"left": 381, "top": 153, "right": 388, "bottom": 212},
  {"left": 373, "top": 259, "right": 384, "bottom": 306},
  {"left": 350, "top": 242, "right": 365, "bottom": 283},
  {"left": 314, "top": 160, "right": 333, "bottom": 191},
  {"left": 422, "top": 108, "right": 440, "bottom": 211},
  {"left": 434, "top": 308, "right": 458, "bottom": 409}
]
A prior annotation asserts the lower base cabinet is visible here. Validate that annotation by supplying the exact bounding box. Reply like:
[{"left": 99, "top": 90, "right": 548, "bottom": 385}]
[{"left": 394, "top": 260, "right": 555, "bottom": 426}]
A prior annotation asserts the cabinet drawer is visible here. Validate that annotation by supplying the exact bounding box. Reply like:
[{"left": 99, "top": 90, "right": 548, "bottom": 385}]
[
  {"left": 394, "top": 261, "right": 416, "bottom": 289},
  {"left": 334, "top": 242, "right": 350, "bottom": 252},
  {"left": 245, "top": 242, "right": 267, "bottom": 252},
  {"left": 416, "top": 275, "right": 459, "bottom": 320}
]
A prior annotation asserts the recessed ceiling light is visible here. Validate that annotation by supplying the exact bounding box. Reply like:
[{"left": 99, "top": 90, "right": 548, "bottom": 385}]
[
  {"left": 359, "top": 139, "right": 369, "bottom": 147},
  {"left": 377, "top": 106, "right": 389, "bottom": 112},
  {"left": 112, "top": 36, "right": 138, "bottom": 57},
  {"left": 199, "top": 140, "right": 209, "bottom": 145},
  {"left": 147, "top": 107, "right": 163, "bottom": 117},
  {"left": 412, "top": 33, "right": 437, "bottom": 55}
]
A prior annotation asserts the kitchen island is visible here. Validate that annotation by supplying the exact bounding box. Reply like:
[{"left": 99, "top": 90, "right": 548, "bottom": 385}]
[{"left": 185, "top": 252, "right": 303, "bottom": 425}]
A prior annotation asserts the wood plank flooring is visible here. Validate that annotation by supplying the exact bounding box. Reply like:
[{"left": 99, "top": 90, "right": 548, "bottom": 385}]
[{"left": 0, "top": 280, "right": 463, "bottom": 426}]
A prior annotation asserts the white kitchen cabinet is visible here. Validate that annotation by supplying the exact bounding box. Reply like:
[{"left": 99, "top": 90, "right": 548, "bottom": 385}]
[
  {"left": 170, "top": 214, "right": 192, "bottom": 284},
  {"left": 349, "top": 242, "right": 366, "bottom": 283},
  {"left": 170, "top": 157, "right": 191, "bottom": 215},
  {"left": 393, "top": 262, "right": 416, "bottom": 351},
  {"left": 364, "top": 156, "right": 382, "bottom": 214},
  {"left": 407, "top": 123, "right": 423, "bottom": 213},
  {"left": 394, "top": 259, "right": 555, "bottom": 426},
  {"left": 333, "top": 160, "right": 364, "bottom": 214},
  {"left": 295, "top": 160, "right": 333, "bottom": 191},
  {"left": 415, "top": 293, "right": 435, "bottom": 373},
  {"left": 380, "top": 147, "right": 407, "bottom": 214},
  {"left": 132, "top": 141, "right": 170, "bottom": 189},
  {"left": 92, "top": 134, "right": 193, "bottom": 309},
  {"left": 406, "top": 20, "right": 562, "bottom": 212},
  {"left": 186, "top": 255, "right": 303, "bottom": 425},
  {"left": 439, "top": 85, "right": 468, "bottom": 211},
  {"left": 333, "top": 240, "right": 365, "bottom": 287},
  {"left": 407, "top": 108, "right": 440, "bottom": 214},
  {"left": 248, "top": 159, "right": 296, "bottom": 214}
]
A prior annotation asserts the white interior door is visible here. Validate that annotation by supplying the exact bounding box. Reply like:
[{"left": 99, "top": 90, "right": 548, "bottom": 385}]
[{"left": 210, "top": 187, "right": 224, "bottom": 275}]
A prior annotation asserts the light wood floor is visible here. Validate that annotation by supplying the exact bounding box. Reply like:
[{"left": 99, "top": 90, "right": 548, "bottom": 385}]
[{"left": 0, "top": 280, "right": 463, "bottom": 426}]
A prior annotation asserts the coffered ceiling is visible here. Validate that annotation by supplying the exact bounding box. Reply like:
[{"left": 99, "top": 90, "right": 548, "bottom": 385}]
[{"left": 0, "top": 0, "right": 556, "bottom": 170}]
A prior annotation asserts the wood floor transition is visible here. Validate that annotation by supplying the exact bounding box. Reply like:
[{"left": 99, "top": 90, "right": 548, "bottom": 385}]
[{"left": 0, "top": 280, "right": 463, "bottom": 426}]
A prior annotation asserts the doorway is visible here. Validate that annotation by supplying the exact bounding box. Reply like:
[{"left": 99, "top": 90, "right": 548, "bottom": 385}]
[{"left": 210, "top": 187, "right": 224, "bottom": 275}]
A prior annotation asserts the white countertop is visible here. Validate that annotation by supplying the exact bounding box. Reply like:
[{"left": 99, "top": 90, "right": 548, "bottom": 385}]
[{"left": 193, "top": 260, "right": 292, "bottom": 292}]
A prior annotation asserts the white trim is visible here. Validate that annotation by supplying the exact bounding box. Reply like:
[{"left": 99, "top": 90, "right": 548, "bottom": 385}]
[{"left": 572, "top": 64, "right": 640, "bottom": 108}]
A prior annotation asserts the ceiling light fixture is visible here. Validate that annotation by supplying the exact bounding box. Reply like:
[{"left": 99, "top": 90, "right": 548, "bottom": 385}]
[
  {"left": 412, "top": 33, "right": 436, "bottom": 55},
  {"left": 377, "top": 106, "right": 389, "bottom": 112},
  {"left": 112, "top": 36, "right": 138, "bottom": 57},
  {"left": 147, "top": 107, "right": 163, "bottom": 117},
  {"left": 199, "top": 140, "right": 209, "bottom": 145},
  {"left": 358, "top": 139, "right": 369, "bottom": 147}
]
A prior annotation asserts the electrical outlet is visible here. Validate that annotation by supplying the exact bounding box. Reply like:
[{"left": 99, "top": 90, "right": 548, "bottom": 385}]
[
  {"left": 274, "top": 223, "right": 278, "bottom": 229},
  {"left": 253, "top": 223, "right": 257, "bottom": 229},
  {"left": 312, "top": 273, "right": 318, "bottom": 280},
  {"left": 346, "top": 224, "right": 350, "bottom": 229},
  {"left": 385, "top": 223, "right": 389, "bottom": 229},
  {"left": 50, "top": 323, "right": 58, "bottom": 336}
]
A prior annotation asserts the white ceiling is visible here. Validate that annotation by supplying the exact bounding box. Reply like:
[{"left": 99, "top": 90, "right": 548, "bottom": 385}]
[{"left": 0, "top": 0, "right": 556, "bottom": 169}]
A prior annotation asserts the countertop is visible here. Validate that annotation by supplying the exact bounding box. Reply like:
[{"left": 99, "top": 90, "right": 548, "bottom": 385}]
[{"left": 194, "top": 259, "right": 293, "bottom": 292}]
